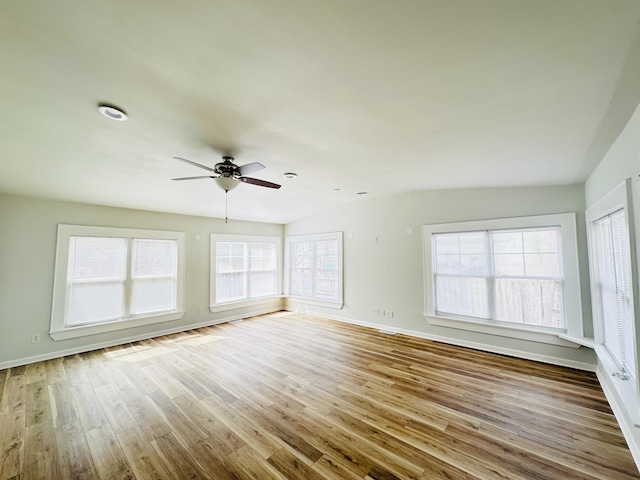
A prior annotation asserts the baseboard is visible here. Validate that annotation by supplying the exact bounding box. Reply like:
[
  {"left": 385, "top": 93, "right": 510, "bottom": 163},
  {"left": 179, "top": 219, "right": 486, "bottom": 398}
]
[
  {"left": 596, "top": 365, "right": 640, "bottom": 468},
  {"left": 284, "top": 306, "right": 596, "bottom": 372},
  {"left": 0, "top": 306, "right": 281, "bottom": 370}
]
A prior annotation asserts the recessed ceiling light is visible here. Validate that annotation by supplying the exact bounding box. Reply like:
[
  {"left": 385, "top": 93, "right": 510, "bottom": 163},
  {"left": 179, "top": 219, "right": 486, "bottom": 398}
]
[
  {"left": 98, "top": 104, "right": 128, "bottom": 121},
  {"left": 283, "top": 172, "right": 297, "bottom": 179},
  {"left": 357, "top": 191, "right": 368, "bottom": 196}
]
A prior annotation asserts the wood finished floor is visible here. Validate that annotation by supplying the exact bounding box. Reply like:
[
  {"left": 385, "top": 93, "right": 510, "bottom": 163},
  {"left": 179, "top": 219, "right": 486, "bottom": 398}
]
[{"left": 1, "top": 312, "right": 638, "bottom": 480}]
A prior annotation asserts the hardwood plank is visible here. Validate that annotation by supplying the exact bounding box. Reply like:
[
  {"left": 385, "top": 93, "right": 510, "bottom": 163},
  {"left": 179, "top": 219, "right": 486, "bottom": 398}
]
[
  {"left": 0, "top": 410, "right": 25, "bottom": 480},
  {"left": 85, "top": 424, "right": 134, "bottom": 480},
  {"left": 266, "top": 447, "right": 326, "bottom": 480},
  {"left": 116, "top": 426, "right": 176, "bottom": 480},
  {"left": 54, "top": 420, "right": 99, "bottom": 480},
  {"left": 0, "top": 312, "right": 637, "bottom": 480}
]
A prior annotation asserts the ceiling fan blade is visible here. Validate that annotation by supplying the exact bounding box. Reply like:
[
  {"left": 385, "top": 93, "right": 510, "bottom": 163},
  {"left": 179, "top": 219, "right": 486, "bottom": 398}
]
[
  {"left": 237, "top": 162, "right": 265, "bottom": 176},
  {"left": 171, "top": 175, "right": 218, "bottom": 181},
  {"left": 173, "top": 156, "right": 216, "bottom": 172},
  {"left": 240, "top": 177, "right": 282, "bottom": 189}
]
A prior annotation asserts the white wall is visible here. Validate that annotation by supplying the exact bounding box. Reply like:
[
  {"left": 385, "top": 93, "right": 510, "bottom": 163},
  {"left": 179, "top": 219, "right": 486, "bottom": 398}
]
[
  {"left": 584, "top": 102, "right": 640, "bottom": 466},
  {"left": 0, "top": 193, "right": 283, "bottom": 367},
  {"left": 585, "top": 102, "right": 640, "bottom": 206},
  {"left": 285, "top": 184, "right": 596, "bottom": 368}
]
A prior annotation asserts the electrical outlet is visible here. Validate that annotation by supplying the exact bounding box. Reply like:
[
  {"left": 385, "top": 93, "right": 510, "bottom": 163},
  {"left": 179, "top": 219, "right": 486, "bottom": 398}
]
[
  {"left": 199, "top": 307, "right": 204, "bottom": 314},
  {"left": 386, "top": 310, "right": 394, "bottom": 318},
  {"left": 373, "top": 308, "right": 379, "bottom": 315},
  {"left": 31, "top": 334, "right": 40, "bottom": 343},
  {"left": 380, "top": 309, "right": 386, "bottom": 316}
]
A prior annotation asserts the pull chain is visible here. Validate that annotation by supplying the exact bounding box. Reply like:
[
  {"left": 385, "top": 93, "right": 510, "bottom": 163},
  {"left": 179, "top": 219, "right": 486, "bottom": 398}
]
[{"left": 225, "top": 190, "right": 228, "bottom": 223}]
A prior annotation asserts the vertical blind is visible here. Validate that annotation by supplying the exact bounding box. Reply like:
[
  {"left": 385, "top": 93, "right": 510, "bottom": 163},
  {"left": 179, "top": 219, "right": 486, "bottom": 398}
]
[
  {"left": 66, "top": 236, "right": 178, "bottom": 326},
  {"left": 433, "top": 227, "right": 564, "bottom": 329},
  {"left": 595, "top": 209, "right": 635, "bottom": 379}
]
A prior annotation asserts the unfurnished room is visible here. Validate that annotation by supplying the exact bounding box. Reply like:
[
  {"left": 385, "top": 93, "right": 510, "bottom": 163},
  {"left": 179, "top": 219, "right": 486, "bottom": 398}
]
[{"left": 2, "top": 1, "right": 640, "bottom": 479}]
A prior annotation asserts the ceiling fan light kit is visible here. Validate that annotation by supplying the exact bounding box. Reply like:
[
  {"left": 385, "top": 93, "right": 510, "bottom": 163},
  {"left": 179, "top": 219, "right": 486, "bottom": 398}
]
[{"left": 172, "top": 154, "right": 282, "bottom": 222}]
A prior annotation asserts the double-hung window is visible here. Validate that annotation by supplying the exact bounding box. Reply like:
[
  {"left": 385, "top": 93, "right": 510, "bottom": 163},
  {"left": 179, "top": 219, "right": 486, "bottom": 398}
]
[
  {"left": 587, "top": 179, "right": 638, "bottom": 381},
  {"left": 51, "top": 225, "right": 185, "bottom": 340},
  {"left": 210, "top": 234, "right": 281, "bottom": 308},
  {"left": 433, "top": 228, "right": 563, "bottom": 328},
  {"left": 586, "top": 179, "right": 640, "bottom": 425},
  {"left": 285, "top": 232, "right": 343, "bottom": 307},
  {"left": 423, "top": 213, "right": 583, "bottom": 344}
]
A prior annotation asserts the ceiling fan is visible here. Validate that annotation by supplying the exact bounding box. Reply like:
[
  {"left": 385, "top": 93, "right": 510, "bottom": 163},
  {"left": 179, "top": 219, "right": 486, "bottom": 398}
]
[{"left": 172, "top": 155, "right": 281, "bottom": 192}]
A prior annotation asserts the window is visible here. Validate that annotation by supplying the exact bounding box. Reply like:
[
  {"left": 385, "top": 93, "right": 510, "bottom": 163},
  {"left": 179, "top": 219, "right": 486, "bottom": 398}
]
[
  {"left": 51, "top": 225, "right": 185, "bottom": 340},
  {"left": 423, "top": 214, "right": 583, "bottom": 344},
  {"left": 210, "top": 234, "right": 281, "bottom": 309},
  {"left": 285, "top": 232, "right": 343, "bottom": 307},
  {"left": 587, "top": 179, "right": 639, "bottom": 379},
  {"left": 433, "top": 228, "right": 563, "bottom": 329},
  {"left": 593, "top": 210, "right": 635, "bottom": 378}
]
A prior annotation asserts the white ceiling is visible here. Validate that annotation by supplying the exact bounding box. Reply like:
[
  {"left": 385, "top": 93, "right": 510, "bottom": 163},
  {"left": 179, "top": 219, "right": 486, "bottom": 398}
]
[{"left": 1, "top": 1, "right": 639, "bottom": 224}]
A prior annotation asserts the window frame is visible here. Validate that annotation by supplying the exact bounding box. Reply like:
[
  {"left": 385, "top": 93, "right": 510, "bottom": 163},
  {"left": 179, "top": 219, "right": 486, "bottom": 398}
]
[
  {"left": 50, "top": 225, "right": 185, "bottom": 341},
  {"left": 284, "top": 232, "right": 344, "bottom": 309},
  {"left": 422, "top": 213, "right": 583, "bottom": 346},
  {"left": 586, "top": 179, "right": 640, "bottom": 418},
  {"left": 210, "top": 234, "right": 282, "bottom": 312}
]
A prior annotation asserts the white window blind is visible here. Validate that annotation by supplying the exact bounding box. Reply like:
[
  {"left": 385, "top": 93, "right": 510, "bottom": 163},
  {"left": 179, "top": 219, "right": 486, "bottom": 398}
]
[
  {"left": 66, "top": 236, "right": 179, "bottom": 326},
  {"left": 131, "top": 239, "right": 178, "bottom": 315},
  {"left": 214, "top": 241, "right": 277, "bottom": 304},
  {"left": 67, "top": 236, "right": 127, "bottom": 326},
  {"left": 433, "top": 227, "right": 564, "bottom": 329},
  {"left": 595, "top": 209, "right": 635, "bottom": 379}
]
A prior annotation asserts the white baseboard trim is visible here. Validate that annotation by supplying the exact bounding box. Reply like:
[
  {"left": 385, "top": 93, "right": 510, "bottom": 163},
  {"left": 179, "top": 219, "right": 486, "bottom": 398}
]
[
  {"left": 284, "top": 307, "right": 596, "bottom": 372},
  {"left": 0, "top": 307, "right": 281, "bottom": 370},
  {"left": 596, "top": 365, "right": 640, "bottom": 469}
]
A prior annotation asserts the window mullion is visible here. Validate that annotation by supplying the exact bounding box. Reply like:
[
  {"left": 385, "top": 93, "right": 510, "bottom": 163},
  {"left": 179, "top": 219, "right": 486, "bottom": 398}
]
[
  {"left": 487, "top": 230, "right": 495, "bottom": 322},
  {"left": 245, "top": 243, "right": 250, "bottom": 300},
  {"left": 124, "top": 237, "right": 133, "bottom": 318}
]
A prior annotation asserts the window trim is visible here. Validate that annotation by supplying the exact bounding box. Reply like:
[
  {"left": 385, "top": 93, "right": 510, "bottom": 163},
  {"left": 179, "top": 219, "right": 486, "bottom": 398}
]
[
  {"left": 210, "top": 234, "right": 282, "bottom": 313},
  {"left": 586, "top": 178, "right": 640, "bottom": 419},
  {"left": 422, "top": 213, "right": 583, "bottom": 347},
  {"left": 50, "top": 225, "right": 185, "bottom": 341},
  {"left": 284, "top": 232, "right": 344, "bottom": 309}
]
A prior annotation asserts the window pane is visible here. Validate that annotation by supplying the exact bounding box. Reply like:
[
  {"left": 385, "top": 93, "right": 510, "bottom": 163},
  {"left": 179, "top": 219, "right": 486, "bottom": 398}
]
[
  {"left": 494, "top": 278, "right": 563, "bottom": 328},
  {"left": 492, "top": 232, "right": 523, "bottom": 254},
  {"left": 69, "top": 236, "right": 127, "bottom": 280},
  {"left": 435, "top": 275, "right": 489, "bottom": 319},
  {"left": 217, "top": 272, "right": 246, "bottom": 303},
  {"left": 131, "top": 239, "right": 178, "bottom": 315},
  {"left": 131, "top": 278, "right": 176, "bottom": 315},
  {"left": 434, "top": 232, "right": 488, "bottom": 275},
  {"left": 523, "top": 229, "right": 558, "bottom": 253},
  {"left": 291, "top": 269, "right": 313, "bottom": 297},
  {"left": 316, "top": 269, "right": 338, "bottom": 300},
  {"left": 132, "top": 239, "right": 176, "bottom": 276},
  {"left": 67, "top": 281, "right": 125, "bottom": 326},
  {"left": 524, "top": 253, "right": 560, "bottom": 277},
  {"left": 249, "top": 271, "right": 276, "bottom": 298},
  {"left": 494, "top": 253, "right": 525, "bottom": 276},
  {"left": 67, "top": 236, "right": 127, "bottom": 325}
]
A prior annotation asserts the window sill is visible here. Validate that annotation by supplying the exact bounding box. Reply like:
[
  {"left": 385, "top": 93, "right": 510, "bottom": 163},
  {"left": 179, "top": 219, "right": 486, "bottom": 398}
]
[
  {"left": 210, "top": 296, "right": 284, "bottom": 313},
  {"left": 285, "top": 296, "right": 344, "bottom": 310},
  {"left": 424, "top": 314, "right": 580, "bottom": 348},
  {"left": 50, "top": 310, "right": 185, "bottom": 341}
]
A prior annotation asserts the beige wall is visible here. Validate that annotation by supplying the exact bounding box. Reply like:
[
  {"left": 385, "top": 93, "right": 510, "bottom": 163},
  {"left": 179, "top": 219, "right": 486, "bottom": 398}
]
[
  {"left": 285, "top": 184, "right": 596, "bottom": 368},
  {"left": 0, "top": 193, "right": 283, "bottom": 366}
]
